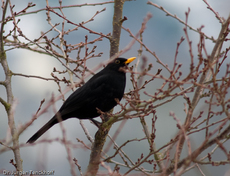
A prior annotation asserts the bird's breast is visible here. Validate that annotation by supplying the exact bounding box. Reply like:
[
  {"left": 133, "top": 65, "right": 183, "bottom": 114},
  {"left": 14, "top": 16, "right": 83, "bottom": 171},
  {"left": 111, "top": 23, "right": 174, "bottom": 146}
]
[{"left": 90, "top": 73, "right": 126, "bottom": 112}]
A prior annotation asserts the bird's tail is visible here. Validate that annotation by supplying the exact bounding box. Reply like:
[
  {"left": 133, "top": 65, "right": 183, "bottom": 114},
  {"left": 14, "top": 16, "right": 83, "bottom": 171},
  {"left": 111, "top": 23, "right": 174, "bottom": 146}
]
[{"left": 27, "top": 115, "right": 59, "bottom": 143}]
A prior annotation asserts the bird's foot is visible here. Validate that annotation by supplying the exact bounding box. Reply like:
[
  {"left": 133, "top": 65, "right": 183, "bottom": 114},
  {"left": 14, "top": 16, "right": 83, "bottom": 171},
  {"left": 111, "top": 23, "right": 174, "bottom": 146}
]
[{"left": 91, "top": 119, "right": 101, "bottom": 128}]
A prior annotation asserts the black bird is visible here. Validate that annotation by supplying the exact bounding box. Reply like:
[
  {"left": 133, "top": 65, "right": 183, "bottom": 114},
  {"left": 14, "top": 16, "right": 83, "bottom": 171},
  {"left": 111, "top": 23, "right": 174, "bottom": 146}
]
[{"left": 27, "top": 57, "right": 136, "bottom": 143}]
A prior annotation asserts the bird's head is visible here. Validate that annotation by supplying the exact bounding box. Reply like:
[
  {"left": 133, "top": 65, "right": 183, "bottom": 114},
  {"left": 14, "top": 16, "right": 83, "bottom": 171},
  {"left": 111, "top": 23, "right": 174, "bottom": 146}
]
[{"left": 106, "top": 57, "right": 136, "bottom": 72}]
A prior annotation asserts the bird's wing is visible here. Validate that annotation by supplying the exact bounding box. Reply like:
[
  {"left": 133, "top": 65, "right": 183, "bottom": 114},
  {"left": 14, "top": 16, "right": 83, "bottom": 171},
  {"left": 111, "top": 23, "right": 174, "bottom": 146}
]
[{"left": 59, "top": 73, "right": 112, "bottom": 117}]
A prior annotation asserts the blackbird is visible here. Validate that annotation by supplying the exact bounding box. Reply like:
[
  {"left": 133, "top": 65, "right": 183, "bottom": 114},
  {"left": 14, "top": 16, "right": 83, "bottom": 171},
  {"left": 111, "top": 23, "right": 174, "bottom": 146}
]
[{"left": 27, "top": 57, "right": 136, "bottom": 143}]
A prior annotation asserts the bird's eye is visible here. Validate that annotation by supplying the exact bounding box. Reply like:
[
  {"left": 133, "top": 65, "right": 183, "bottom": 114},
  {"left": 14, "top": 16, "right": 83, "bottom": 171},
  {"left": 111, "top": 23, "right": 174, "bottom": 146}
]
[{"left": 115, "top": 60, "right": 120, "bottom": 64}]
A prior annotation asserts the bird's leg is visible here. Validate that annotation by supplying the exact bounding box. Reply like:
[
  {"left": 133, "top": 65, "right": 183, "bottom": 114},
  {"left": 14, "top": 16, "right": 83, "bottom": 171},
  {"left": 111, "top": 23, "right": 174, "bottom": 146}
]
[{"left": 91, "top": 119, "right": 101, "bottom": 128}]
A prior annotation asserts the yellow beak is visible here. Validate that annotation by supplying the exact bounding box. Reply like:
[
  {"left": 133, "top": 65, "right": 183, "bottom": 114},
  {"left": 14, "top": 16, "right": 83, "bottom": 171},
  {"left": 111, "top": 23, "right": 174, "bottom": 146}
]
[{"left": 125, "top": 57, "right": 136, "bottom": 64}]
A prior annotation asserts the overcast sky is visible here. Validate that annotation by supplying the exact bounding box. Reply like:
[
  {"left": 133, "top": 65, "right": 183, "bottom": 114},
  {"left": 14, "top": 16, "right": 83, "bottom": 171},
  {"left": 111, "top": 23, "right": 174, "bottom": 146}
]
[{"left": 1, "top": 0, "right": 230, "bottom": 175}]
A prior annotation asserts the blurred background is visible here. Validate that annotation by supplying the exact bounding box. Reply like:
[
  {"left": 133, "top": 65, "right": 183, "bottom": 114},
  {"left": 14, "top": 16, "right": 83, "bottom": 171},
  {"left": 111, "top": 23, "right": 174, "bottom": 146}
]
[{"left": 1, "top": 0, "right": 230, "bottom": 175}]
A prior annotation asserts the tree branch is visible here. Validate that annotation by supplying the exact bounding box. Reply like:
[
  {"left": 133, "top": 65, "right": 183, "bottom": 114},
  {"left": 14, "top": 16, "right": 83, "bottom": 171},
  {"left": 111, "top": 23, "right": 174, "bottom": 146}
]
[
  {"left": 86, "top": 1, "right": 126, "bottom": 175},
  {"left": 0, "top": 0, "right": 23, "bottom": 173},
  {"left": 110, "top": 0, "right": 126, "bottom": 57}
]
